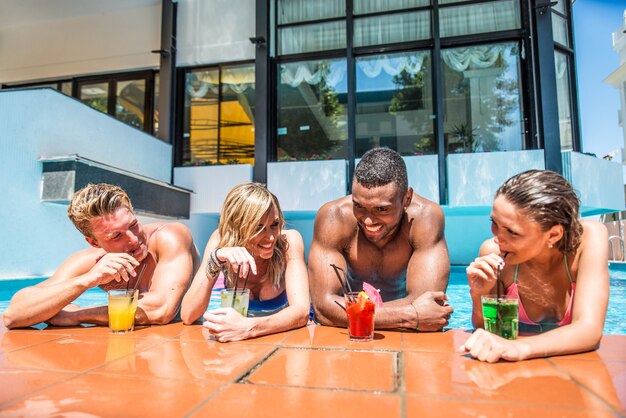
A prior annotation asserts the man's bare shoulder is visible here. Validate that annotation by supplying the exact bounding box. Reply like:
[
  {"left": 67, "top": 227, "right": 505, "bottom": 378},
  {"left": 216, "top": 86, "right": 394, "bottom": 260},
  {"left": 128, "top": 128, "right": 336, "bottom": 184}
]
[
  {"left": 316, "top": 195, "right": 355, "bottom": 225},
  {"left": 149, "top": 222, "right": 194, "bottom": 246},
  {"left": 313, "top": 195, "right": 356, "bottom": 245},
  {"left": 406, "top": 192, "right": 445, "bottom": 224}
]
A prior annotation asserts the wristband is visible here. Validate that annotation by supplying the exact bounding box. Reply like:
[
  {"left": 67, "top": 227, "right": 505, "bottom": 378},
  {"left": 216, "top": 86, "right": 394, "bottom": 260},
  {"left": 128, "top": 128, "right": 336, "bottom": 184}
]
[{"left": 411, "top": 303, "right": 419, "bottom": 331}]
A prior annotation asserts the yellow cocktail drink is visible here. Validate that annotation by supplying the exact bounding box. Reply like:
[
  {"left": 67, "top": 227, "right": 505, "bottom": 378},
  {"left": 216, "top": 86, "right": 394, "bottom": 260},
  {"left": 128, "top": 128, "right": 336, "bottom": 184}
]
[{"left": 108, "top": 290, "right": 138, "bottom": 333}]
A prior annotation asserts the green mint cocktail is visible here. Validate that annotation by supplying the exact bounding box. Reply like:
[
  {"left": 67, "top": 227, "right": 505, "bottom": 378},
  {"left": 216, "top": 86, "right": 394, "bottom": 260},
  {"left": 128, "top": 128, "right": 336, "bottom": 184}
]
[{"left": 481, "top": 295, "right": 519, "bottom": 340}]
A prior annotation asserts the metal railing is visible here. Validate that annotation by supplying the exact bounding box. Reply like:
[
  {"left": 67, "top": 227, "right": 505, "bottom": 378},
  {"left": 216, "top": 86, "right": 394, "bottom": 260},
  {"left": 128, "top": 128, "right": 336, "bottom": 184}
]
[{"left": 608, "top": 235, "right": 625, "bottom": 262}]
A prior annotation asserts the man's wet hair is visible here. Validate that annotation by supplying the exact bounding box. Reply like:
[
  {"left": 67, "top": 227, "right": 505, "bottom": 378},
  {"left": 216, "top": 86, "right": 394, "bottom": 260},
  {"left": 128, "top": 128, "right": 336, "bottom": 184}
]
[{"left": 353, "top": 147, "right": 408, "bottom": 193}]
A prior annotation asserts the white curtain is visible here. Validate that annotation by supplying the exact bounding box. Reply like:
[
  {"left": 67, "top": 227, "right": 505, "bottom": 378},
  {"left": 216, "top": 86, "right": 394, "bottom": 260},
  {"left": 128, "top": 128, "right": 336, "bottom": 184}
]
[
  {"left": 280, "top": 61, "right": 346, "bottom": 88},
  {"left": 186, "top": 67, "right": 255, "bottom": 98},
  {"left": 278, "top": 0, "right": 345, "bottom": 25},
  {"left": 280, "top": 21, "right": 346, "bottom": 55},
  {"left": 439, "top": 0, "right": 520, "bottom": 38},
  {"left": 354, "top": 11, "right": 430, "bottom": 47},
  {"left": 353, "top": 0, "right": 430, "bottom": 15},
  {"left": 280, "top": 53, "right": 427, "bottom": 88},
  {"left": 222, "top": 66, "right": 255, "bottom": 94},
  {"left": 441, "top": 45, "right": 508, "bottom": 72},
  {"left": 357, "top": 52, "right": 427, "bottom": 78}
]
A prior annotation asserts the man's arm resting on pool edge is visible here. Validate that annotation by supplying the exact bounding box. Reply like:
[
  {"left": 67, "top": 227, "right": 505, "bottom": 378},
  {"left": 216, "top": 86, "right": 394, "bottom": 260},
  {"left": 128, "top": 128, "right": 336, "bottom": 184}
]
[
  {"left": 3, "top": 251, "right": 138, "bottom": 329},
  {"left": 379, "top": 203, "right": 452, "bottom": 331}
]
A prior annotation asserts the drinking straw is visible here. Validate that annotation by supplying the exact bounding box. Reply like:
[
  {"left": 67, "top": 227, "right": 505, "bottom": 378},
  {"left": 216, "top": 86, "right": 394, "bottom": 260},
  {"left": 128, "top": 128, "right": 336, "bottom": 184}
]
[
  {"left": 231, "top": 264, "right": 240, "bottom": 308},
  {"left": 496, "top": 252, "right": 508, "bottom": 323},
  {"left": 331, "top": 264, "right": 355, "bottom": 302},
  {"left": 496, "top": 252, "right": 508, "bottom": 300},
  {"left": 334, "top": 300, "right": 347, "bottom": 312},
  {"left": 128, "top": 263, "right": 147, "bottom": 304}
]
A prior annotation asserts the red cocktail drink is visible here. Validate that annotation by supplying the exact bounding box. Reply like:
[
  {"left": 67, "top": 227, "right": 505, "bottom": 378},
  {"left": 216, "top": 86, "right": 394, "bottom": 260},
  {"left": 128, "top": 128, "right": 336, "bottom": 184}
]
[{"left": 345, "top": 292, "right": 376, "bottom": 342}]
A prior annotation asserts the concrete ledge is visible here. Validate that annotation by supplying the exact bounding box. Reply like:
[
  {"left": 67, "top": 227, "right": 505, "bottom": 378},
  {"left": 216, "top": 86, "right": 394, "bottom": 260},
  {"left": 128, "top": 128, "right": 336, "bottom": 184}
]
[{"left": 41, "top": 155, "right": 191, "bottom": 219}]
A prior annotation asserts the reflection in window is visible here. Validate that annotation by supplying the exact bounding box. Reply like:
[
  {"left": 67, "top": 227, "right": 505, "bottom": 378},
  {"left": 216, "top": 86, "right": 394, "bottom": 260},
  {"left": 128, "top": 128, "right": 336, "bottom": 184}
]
[
  {"left": 79, "top": 82, "right": 109, "bottom": 114},
  {"left": 153, "top": 75, "right": 160, "bottom": 137},
  {"left": 441, "top": 43, "right": 523, "bottom": 154},
  {"left": 182, "top": 65, "right": 255, "bottom": 165},
  {"left": 61, "top": 82, "right": 72, "bottom": 96},
  {"left": 184, "top": 69, "right": 219, "bottom": 164},
  {"left": 355, "top": 51, "right": 434, "bottom": 157},
  {"left": 555, "top": 52, "right": 573, "bottom": 151},
  {"left": 439, "top": 0, "right": 520, "bottom": 38},
  {"left": 220, "top": 65, "right": 256, "bottom": 164},
  {"left": 277, "top": 59, "right": 348, "bottom": 161},
  {"left": 116, "top": 79, "right": 146, "bottom": 130}
]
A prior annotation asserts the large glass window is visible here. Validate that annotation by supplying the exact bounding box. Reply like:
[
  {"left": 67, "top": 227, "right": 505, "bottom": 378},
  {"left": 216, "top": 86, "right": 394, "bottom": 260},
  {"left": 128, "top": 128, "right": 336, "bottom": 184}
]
[
  {"left": 441, "top": 42, "right": 523, "bottom": 154},
  {"left": 355, "top": 51, "right": 434, "bottom": 157},
  {"left": 277, "top": 59, "right": 348, "bottom": 160},
  {"left": 75, "top": 72, "right": 156, "bottom": 135},
  {"left": 182, "top": 64, "right": 255, "bottom": 165},
  {"left": 439, "top": 0, "right": 521, "bottom": 38},
  {"left": 555, "top": 52, "right": 573, "bottom": 151}
]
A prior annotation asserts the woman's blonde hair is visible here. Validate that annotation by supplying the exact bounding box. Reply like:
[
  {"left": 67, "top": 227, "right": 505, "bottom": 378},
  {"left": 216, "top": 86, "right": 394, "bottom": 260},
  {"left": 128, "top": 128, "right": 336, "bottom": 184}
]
[
  {"left": 218, "top": 183, "right": 288, "bottom": 288},
  {"left": 67, "top": 183, "right": 133, "bottom": 239}
]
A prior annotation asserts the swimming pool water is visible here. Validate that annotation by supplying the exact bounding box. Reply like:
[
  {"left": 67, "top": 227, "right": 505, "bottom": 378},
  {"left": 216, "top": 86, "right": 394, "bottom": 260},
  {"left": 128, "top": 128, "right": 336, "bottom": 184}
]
[{"left": 1, "top": 266, "right": 625, "bottom": 334}]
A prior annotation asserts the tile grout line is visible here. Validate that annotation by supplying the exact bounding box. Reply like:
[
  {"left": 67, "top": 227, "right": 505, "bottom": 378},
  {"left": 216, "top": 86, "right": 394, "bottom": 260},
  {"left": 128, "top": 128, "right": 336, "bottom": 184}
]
[
  {"left": 0, "top": 333, "right": 70, "bottom": 353},
  {"left": 398, "top": 350, "right": 407, "bottom": 418},
  {"left": 546, "top": 357, "right": 625, "bottom": 417},
  {"left": 183, "top": 345, "right": 282, "bottom": 418}
]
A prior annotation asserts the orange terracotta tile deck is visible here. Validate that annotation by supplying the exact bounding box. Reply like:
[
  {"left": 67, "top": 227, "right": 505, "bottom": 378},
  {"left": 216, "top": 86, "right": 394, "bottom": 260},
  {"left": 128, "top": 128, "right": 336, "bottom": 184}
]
[{"left": 0, "top": 319, "right": 624, "bottom": 418}]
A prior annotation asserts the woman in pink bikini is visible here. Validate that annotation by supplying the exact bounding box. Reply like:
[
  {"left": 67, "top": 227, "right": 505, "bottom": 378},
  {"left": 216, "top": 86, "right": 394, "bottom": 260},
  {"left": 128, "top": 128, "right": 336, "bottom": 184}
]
[{"left": 462, "top": 169, "right": 609, "bottom": 362}]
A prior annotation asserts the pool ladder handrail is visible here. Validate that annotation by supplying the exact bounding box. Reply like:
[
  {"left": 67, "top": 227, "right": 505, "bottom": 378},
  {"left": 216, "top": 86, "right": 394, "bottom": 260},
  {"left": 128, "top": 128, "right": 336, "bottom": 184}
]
[{"left": 608, "top": 235, "right": 625, "bottom": 262}]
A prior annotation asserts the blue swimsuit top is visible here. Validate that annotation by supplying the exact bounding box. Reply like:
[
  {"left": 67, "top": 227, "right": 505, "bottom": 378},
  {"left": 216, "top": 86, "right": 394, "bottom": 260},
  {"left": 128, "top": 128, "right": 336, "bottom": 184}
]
[{"left": 248, "top": 290, "right": 288, "bottom": 317}]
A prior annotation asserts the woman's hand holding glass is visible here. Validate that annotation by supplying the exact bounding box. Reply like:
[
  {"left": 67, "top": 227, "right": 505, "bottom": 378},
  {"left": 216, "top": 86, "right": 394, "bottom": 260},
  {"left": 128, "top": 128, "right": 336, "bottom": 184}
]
[
  {"left": 460, "top": 328, "right": 530, "bottom": 363},
  {"left": 215, "top": 247, "right": 258, "bottom": 278},
  {"left": 466, "top": 252, "right": 506, "bottom": 295},
  {"left": 203, "top": 307, "right": 253, "bottom": 342}
]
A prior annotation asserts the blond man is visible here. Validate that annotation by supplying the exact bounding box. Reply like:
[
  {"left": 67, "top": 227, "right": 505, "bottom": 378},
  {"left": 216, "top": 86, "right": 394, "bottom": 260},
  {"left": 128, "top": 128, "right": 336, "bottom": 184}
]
[{"left": 3, "top": 183, "right": 199, "bottom": 329}]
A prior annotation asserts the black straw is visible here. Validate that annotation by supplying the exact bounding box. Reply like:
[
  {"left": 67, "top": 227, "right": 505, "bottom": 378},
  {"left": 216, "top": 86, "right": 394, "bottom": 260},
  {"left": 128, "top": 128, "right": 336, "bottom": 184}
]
[
  {"left": 496, "top": 252, "right": 508, "bottom": 321},
  {"left": 496, "top": 252, "right": 508, "bottom": 301},
  {"left": 231, "top": 265, "right": 240, "bottom": 308},
  {"left": 331, "top": 264, "right": 355, "bottom": 302},
  {"left": 334, "top": 300, "right": 347, "bottom": 312}
]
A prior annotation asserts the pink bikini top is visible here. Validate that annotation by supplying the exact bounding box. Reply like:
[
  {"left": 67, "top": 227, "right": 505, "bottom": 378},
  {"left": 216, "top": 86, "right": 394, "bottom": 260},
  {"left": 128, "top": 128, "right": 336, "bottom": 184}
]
[{"left": 505, "top": 254, "right": 575, "bottom": 327}]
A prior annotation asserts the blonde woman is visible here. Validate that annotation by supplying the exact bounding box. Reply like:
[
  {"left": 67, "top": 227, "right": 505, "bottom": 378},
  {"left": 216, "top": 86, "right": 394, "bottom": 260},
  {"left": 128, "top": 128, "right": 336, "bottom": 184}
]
[{"left": 181, "top": 183, "right": 310, "bottom": 342}]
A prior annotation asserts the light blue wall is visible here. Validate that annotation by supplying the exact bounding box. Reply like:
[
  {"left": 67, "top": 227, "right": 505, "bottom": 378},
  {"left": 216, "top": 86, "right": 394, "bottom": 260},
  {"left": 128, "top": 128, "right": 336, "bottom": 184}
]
[
  {"left": 267, "top": 160, "right": 347, "bottom": 212},
  {"left": 404, "top": 155, "right": 439, "bottom": 203},
  {"left": 0, "top": 89, "right": 173, "bottom": 278},
  {"left": 447, "top": 150, "right": 545, "bottom": 207},
  {"left": 563, "top": 151, "right": 625, "bottom": 215}
]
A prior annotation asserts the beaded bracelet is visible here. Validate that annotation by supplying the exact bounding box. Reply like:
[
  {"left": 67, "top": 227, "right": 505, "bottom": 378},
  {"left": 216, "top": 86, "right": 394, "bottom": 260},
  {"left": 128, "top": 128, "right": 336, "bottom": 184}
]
[{"left": 205, "top": 248, "right": 224, "bottom": 278}]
